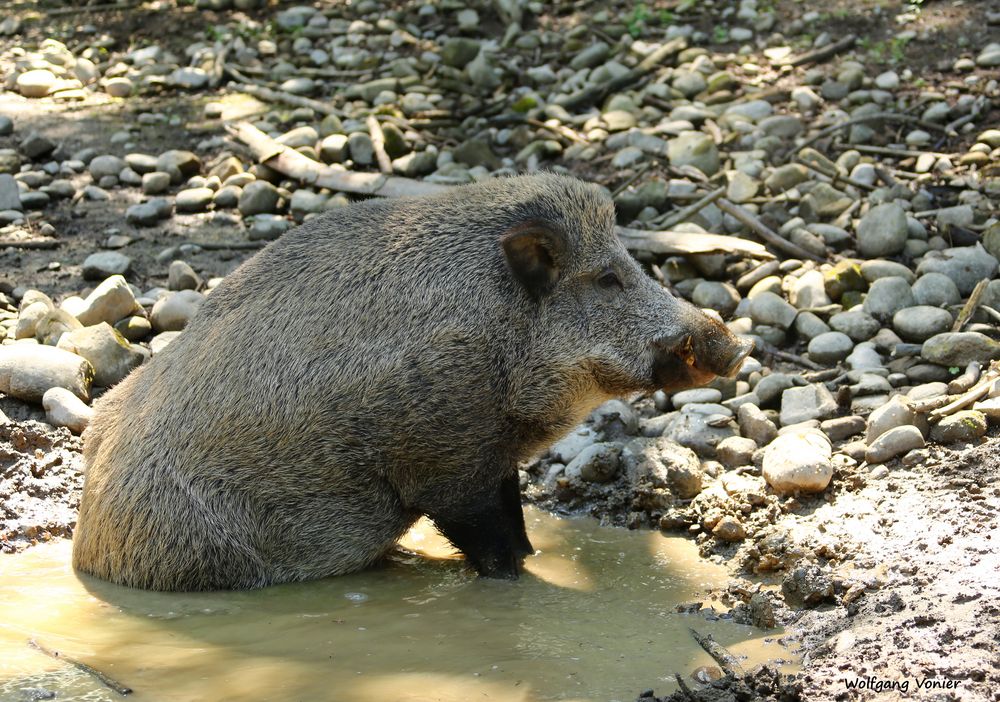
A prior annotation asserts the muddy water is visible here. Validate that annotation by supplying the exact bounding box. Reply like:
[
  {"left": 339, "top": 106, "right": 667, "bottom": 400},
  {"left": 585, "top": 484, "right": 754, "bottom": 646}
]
[{"left": 0, "top": 508, "right": 791, "bottom": 702}]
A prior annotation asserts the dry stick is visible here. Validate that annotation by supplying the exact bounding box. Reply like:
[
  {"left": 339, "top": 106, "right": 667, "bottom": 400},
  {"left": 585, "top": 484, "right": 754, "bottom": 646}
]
[
  {"left": 43, "top": 1, "right": 139, "bottom": 15},
  {"left": 0, "top": 239, "right": 59, "bottom": 249},
  {"left": 929, "top": 374, "right": 997, "bottom": 420},
  {"left": 228, "top": 82, "right": 342, "bottom": 117},
  {"left": 952, "top": 279, "right": 989, "bottom": 332},
  {"left": 525, "top": 118, "right": 588, "bottom": 144},
  {"left": 610, "top": 163, "right": 651, "bottom": 198},
  {"left": 838, "top": 144, "right": 953, "bottom": 159},
  {"left": 689, "top": 629, "right": 745, "bottom": 678},
  {"left": 874, "top": 166, "right": 897, "bottom": 187},
  {"left": 28, "top": 640, "right": 132, "bottom": 696},
  {"left": 188, "top": 240, "right": 265, "bottom": 250},
  {"left": 793, "top": 157, "right": 875, "bottom": 191},
  {"left": 618, "top": 227, "right": 772, "bottom": 259},
  {"left": 652, "top": 187, "right": 726, "bottom": 229},
  {"left": 716, "top": 198, "right": 826, "bottom": 262},
  {"left": 366, "top": 115, "right": 393, "bottom": 175},
  {"left": 796, "top": 113, "right": 951, "bottom": 156},
  {"left": 232, "top": 122, "right": 448, "bottom": 198},
  {"left": 778, "top": 33, "right": 857, "bottom": 67},
  {"left": 756, "top": 340, "right": 824, "bottom": 371}
]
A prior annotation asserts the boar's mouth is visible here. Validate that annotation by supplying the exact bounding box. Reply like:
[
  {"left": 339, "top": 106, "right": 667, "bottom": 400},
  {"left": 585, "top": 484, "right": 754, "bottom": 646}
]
[{"left": 652, "top": 334, "right": 754, "bottom": 394}]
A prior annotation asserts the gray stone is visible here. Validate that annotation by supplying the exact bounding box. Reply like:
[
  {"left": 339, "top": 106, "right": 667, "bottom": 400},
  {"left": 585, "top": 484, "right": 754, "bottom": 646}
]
[
  {"left": 780, "top": 384, "right": 838, "bottom": 426},
  {"left": 668, "top": 131, "right": 719, "bottom": 176},
  {"left": 347, "top": 132, "right": 375, "bottom": 166},
  {"left": 20, "top": 132, "right": 55, "bottom": 160},
  {"left": 672, "top": 388, "right": 722, "bottom": 409},
  {"left": 930, "top": 410, "right": 988, "bottom": 443},
  {"left": 795, "top": 311, "right": 831, "bottom": 340},
  {"left": 862, "top": 277, "right": 914, "bottom": 323},
  {"left": 565, "top": 442, "right": 621, "bottom": 483},
  {"left": 892, "top": 306, "right": 953, "bottom": 342},
  {"left": 248, "top": 215, "right": 291, "bottom": 240},
  {"left": 921, "top": 332, "right": 1000, "bottom": 367},
  {"left": 42, "top": 386, "right": 93, "bottom": 434},
  {"left": 912, "top": 272, "right": 962, "bottom": 306},
  {"left": 622, "top": 437, "right": 704, "bottom": 500},
  {"left": 142, "top": 172, "right": 171, "bottom": 195},
  {"left": 857, "top": 202, "right": 908, "bottom": 258},
  {"left": 762, "top": 427, "right": 833, "bottom": 495},
  {"left": 238, "top": 181, "right": 281, "bottom": 216},
  {"left": 749, "top": 292, "right": 798, "bottom": 329},
  {"left": 866, "top": 395, "right": 917, "bottom": 443},
  {"left": 0, "top": 344, "right": 93, "bottom": 403},
  {"left": 319, "top": 134, "right": 349, "bottom": 163},
  {"left": 808, "top": 331, "right": 854, "bottom": 364},
  {"left": 82, "top": 252, "right": 131, "bottom": 281},
  {"left": 820, "top": 415, "right": 865, "bottom": 441},
  {"left": 737, "top": 402, "right": 778, "bottom": 446},
  {"left": 151, "top": 290, "right": 204, "bottom": 331},
  {"left": 716, "top": 436, "right": 757, "bottom": 468},
  {"left": 175, "top": 187, "right": 214, "bottom": 213},
  {"left": 57, "top": 323, "right": 143, "bottom": 387},
  {"left": 845, "top": 342, "right": 883, "bottom": 370},
  {"left": 754, "top": 373, "right": 797, "bottom": 406},
  {"left": 0, "top": 173, "right": 23, "bottom": 211},
  {"left": 866, "top": 425, "right": 924, "bottom": 464},
  {"left": 156, "top": 150, "right": 201, "bottom": 181},
  {"left": 89, "top": 155, "right": 126, "bottom": 180},
  {"left": 16, "top": 69, "right": 56, "bottom": 98},
  {"left": 114, "top": 315, "right": 152, "bottom": 342},
  {"left": 126, "top": 202, "right": 162, "bottom": 226},
  {"left": 916, "top": 244, "right": 998, "bottom": 295},
  {"left": 168, "top": 260, "right": 201, "bottom": 291},
  {"left": 860, "top": 260, "right": 914, "bottom": 284},
  {"left": 765, "top": 164, "right": 809, "bottom": 193},
  {"left": 788, "top": 270, "right": 830, "bottom": 309},
  {"left": 550, "top": 426, "right": 598, "bottom": 464},
  {"left": 441, "top": 38, "right": 481, "bottom": 68},
  {"left": 665, "top": 403, "right": 738, "bottom": 459},
  {"left": 692, "top": 281, "right": 740, "bottom": 317},
  {"left": 829, "top": 310, "right": 880, "bottom": 342}
]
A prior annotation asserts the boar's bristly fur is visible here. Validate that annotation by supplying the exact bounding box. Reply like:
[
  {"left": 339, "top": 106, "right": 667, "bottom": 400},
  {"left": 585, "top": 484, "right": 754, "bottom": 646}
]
[{"left": 73, "top": 174, "right": 750, "bottom": 590}]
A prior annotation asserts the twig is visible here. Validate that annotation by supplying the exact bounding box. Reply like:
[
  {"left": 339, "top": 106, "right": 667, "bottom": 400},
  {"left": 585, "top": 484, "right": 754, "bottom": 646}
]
[
  {"left": 793, "top": 157, "right": 875, "bottom": 191},
  {"left": 230, "top": 122, "right": 447, "bottom": 198},
  {"left": 716, "top": 198, "right": 826, "bottom": 262},
  {"left": 778, "top": 34, "right": 857, "bottom": 67},
  {"left": 525, "top": 118, "right": 588, "bottom": 144},
  {"left": 0, "top": 239, "right": 59, "bottom": 249},
  {"left": 228, "top": 82, "right": 341, "bottom": 117},
  {"left": 796, "top": 113, "right": 951, "bottom": 155},
  {"left": 28, "top": 639, "right": 132, "bottom": 696},
  {"left": 980, "top": 305, "right": 1000, "bottom": 324},
  {"left": 689, "top": 628, "right": 745, "bottom": 678},
  {"left": 610, "top": 163, "right": 652, "bottom": 198},
  {"left": 653, "top": 187, "right": 726, "bottom": 229},
  {"left": 952, "top": 279, "right": 988, "bottom": 332},
  {"left": 838, "top": 144, "right": 953, "bottom": 159},
  {"left": 366, "top": 115, "right": 393, "bottom": 175},
  {"left": 873, "top": 166, "right": 897, "bottom": 187},
  {"left": 929, "top": 372, "right": 997, "bottom": 419},
  {"left": 188, "top": 240, "right": 265, "bottom": 250},
  {"left": 756, "top": 340, "right": 824, "bottom": 370}
]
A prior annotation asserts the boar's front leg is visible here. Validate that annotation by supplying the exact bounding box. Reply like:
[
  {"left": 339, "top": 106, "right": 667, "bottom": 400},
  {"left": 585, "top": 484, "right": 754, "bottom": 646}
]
[
  {"left": 425, "top": 479, "right": 525, "bottom": 580},
  {"left": 501, "top": 473, "right": 534, "bottom": 559}
]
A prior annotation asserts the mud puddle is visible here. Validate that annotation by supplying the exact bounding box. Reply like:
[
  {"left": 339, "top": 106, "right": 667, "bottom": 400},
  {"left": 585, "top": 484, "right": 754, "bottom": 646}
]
[{"left": 0, "top": 508, "right": 793, "bottom": 702}]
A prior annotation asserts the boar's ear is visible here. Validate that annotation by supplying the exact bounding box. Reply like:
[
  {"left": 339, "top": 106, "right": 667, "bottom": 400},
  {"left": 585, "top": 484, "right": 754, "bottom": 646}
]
[{"left": 501, "top": 221, "right": 564, "bottom": 299}]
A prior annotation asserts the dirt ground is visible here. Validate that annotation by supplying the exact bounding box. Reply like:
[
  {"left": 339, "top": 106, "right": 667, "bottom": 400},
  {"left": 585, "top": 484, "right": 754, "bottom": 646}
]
[{"left": 2, "top": 1, "right": 1000, "bottom": 701}]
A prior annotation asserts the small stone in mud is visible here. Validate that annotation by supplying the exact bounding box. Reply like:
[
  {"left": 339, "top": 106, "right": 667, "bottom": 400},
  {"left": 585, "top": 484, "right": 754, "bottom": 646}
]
[
  {"left": 762, "top": 428, "right": 833, "bottom": 495},
  {"left": 865, "top": 425, "right": 925, "bottom": 464},
  {"left": 712, "top": 515, "right": 746, "bottom": 542},
  {"left": 42, "top": 386, "right": 93, "bottom": 434},
  {"left": 929, "top": 411, "right": 988, "bottom": 444},
  {"left": 782, "top": 564, "right": 834, "bottom": 607}
]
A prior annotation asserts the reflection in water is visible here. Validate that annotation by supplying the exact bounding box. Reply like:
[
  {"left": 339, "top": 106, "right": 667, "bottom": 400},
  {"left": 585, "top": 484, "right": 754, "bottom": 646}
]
[{"left": 0, "top": 508, "right": 793, "bottom": 702}]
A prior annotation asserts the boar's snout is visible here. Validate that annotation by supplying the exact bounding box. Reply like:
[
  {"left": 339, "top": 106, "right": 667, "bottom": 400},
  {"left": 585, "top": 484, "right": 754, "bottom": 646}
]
[{"left": 651, "top": 309, "right": 753, "bottom": 393}]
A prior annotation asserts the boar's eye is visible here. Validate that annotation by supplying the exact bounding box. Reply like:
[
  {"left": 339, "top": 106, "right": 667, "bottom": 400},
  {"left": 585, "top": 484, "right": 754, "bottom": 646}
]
[{"left": 596, "top": 268, "right": 623, "bottom": 291}]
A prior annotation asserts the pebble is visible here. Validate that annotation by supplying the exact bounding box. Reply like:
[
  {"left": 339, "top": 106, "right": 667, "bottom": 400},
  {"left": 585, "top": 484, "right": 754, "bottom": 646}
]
[
  {"left": 911, "top": 272, "right": 961, "bottom": 306},
  {"left": 0, "top": 344, "right": 93, "bottom": 403},
  {"left": 779, "top": 383, "right": 838, "bottom": 426},
  {"left": 807, "top": 331, "right": 853, "bottom": 364},
  {"left": 828, "top": 310, "right": 880, "bottom": 342},
  {"left": 892, "top": 306, "right": 953, "bottom": 342},
  {"left": 711, "top": 516, "right": 746, "bottom": 542},
  {"left": 915, "top": 244, "right": 998, "bottom": 295},
  {"left": 929, "top": 410, "right": 988, "bottom": 443},
  {"left": 672, "top": 388, "right": 722, "bottom": 409},
  {"left": 856, "top": 202, "right": 908, "bottom": 258},
  {"left": 150, "top": 290, "right": 205, "bottom": 331},
  {"left": 42, "top": 386, "right": 94, "bottom": 434},
  {"left": 89, "top": 155, "right": 126, "bottom": 180},
  {"left": 862, "top": 277, "right": 914, "bottom": 323},
  {"left": 737, "top": 403, "right": 778, "bottom": 446},
  {"left": 82, "top": 252, "right": 132, "bottom": 281},
  {"left": 666, "top": 404, "right": 738, "bottom": 459},
  {"left": 168, "top": 260, "right": 201, "bottom": 291},
  {"left": 175, "top": 187, "right": 215, "bottom": 213},
  {"left": 239, "top": 181, "right": 282, "bottom": 216},
  {"left": 142, "top": 172, "right": 172, "bottom": 195},
  {"left": 0, "top": 174, "right": 21, "bottom": 211},
  {"left": 749, "top": 292, "right": 798, "bottom": 329},
  {"left": 56, "top": 323, "right": 143, "bottom": 387},
  {"left": 716, "top": 436, "right": 757, "bottom": 468},
  {"left": 762, "top": 427, "right": 833, "bottom": 495},
  {"left": 921, "top": 332, "right": 1000, "bottom": 367},
  {"left": 865, "top": 395, "right": 916, "bottom": 443},
  {"left": 565, "top": 442, "right": 621, "bottom": 483},
  {"left": 16, "top": 69, "right": 57, "bottom": 98},
  {"left": 820, "top": 415, "right": 865, "bottom": 441},
  {"left": 668, "top": 132, "right": 720, "bottom": 176}
]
